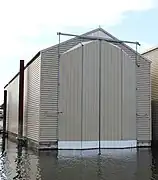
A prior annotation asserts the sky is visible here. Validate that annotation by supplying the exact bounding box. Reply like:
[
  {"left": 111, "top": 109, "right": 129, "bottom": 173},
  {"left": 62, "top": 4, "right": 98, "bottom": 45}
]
[{"left": 0, "top": 0, "right": 158, "bottom": 104}]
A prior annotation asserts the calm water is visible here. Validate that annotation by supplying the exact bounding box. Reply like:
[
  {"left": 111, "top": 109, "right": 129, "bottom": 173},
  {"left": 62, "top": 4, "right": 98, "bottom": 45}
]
[{"left": 0, "top": 140, "right": 158, "bottom": 180}]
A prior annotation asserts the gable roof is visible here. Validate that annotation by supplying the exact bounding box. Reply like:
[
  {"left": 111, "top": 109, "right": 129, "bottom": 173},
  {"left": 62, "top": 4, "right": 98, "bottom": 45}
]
[
  {"left": 98, "top": 28, "right": 151, "bottom": 63},
  {"left": 4, "top": 28, "right": 101, "bottom": 89},
  {"left": 141, "top": 46, "right": 158, "bottom": 55},
  {"left": 4, "top": 27, "right": 150, "bottom": 88}
]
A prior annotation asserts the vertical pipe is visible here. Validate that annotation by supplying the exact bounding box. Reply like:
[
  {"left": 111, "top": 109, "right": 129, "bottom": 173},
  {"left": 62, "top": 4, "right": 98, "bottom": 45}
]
[
  {"left": 57, "top": 33, "right": 61, "bottom": 142},
  {"left": 135, "top": 44, "right": 138, "bottom": 141},
  {"left": 18, "top": 60, "right": 24, "bottom": 142},
  {"left": 81, "top": 43, "right": 84, "bottom": 150},
  {"left": 120, "top": 50, "right": 123, "bottom": 140},
  {"left": 98, "top": 40, "right": 102, "bottom": 155},
  {"left": 2, "top": 90, "right": 7, "bottom": 153}
]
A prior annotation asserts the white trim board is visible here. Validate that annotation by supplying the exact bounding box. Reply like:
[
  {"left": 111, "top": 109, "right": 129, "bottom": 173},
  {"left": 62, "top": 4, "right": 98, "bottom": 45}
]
[
  {"left": 58, "top": 149, "right": 137, "bottom": 158},
  {"left": 58, "top": 140, "right": 137, "bottom": 150}
]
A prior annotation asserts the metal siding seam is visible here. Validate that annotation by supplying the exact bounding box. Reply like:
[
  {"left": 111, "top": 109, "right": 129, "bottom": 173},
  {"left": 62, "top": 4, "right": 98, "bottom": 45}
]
[
  {"left": 57, "top": 34, "right": 60, "bottom": 143},
  {"left": 135, "top": 57, "right": 138, "bottom": 141},
  {"left": 136, "top": 65, "right": 138, "bottom": 141},
  {"left": 149, "top": 62, "right": 152, "bottom": 140},
  {"left": 39, "top": 53, "right": 43, "bottom": 142},
  {"left": 98, "top": 40, "right": 101, "bottom": 154},
  {"left": 121, "top": 49, "right": 123, "bottom": 140},
  {"left": 81, "top": 43, "right": 84, "bottom": 149}
]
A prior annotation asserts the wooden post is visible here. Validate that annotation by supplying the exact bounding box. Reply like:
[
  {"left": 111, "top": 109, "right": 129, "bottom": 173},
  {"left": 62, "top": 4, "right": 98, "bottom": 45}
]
[
  {"left": 18, "top": 60, "right": 24, "bottom": 143},
  {"left": 2, "top": 90, "right": 7, "bottom": 153}
]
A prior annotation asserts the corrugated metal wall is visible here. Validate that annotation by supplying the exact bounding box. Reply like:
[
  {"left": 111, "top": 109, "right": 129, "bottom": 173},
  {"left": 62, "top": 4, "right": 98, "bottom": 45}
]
[
  {"left": 82, "top": 41, "right": 99, "bottom": 141},
  {"left": 121, "top": 48, "right": 136, "bottom": 140},
  {"left": 108, "top": 41, "right": 151, "bottom": 143},
  {"left": 58, "top": 46, "right": 82, "bottom": 141},
  {"left": 5, "top": 28, "right": 150, "bottom": 146},
  {"left": 5, "top": 55, "right": 41, "bottom": 142},
  {"left": 101, "top": 42, "right": 136, "bottom": 141},
  {"left": 26, "top": 55, "right": 41, "bottom": 142},
  {"left": 40, "top": 50, "right": 59, "bottom": 142},
  {"left": 6, "top": 76, "right": 19, "bottom": 135},
  {"left": 58, "top": 40, "right": 136, "bottom": 142},
  {"left": 39, "top": 34, "right": 95, "bottom": 142},
  {"left": 23, "top": 68, "right": 28, "bottom": 137},
  {"left": 143, "top": 50, "right": 158, "bottom": 141},
  {"left": 40, "top": 29, "right": 151, "bottom": 144},
  {"left": 136, "top": 61, "right": 151, "bottom": 141},
  {"left": 101, "top": 43, "right": 122, "bottom": 141}
]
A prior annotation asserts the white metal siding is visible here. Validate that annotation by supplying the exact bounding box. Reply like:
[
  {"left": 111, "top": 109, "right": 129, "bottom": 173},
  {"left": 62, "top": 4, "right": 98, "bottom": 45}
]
[
  {"left": 39, "top": 30, "right": 113, "bottom": 142},
  {"left": 5, "top": 77, "right": 19, "bottom": 135},
  {"left": 101, "top": 41, "right": 136, "bottom": 141},
  {"left": 5, "top": 55, "right": 41, "bottom": 142},
  {"left": 40, "top": 28, "right": 151, "bottom": 143},
  {"left": 40, "top": 51, "right": 59, "bottom": 142},
  {"left": 58, "top": 40, "right": 136, "bottom": 143},
  {"left": 27, "top": 55, "right": 41, "bottom": 142},
  {"left": 143, "top": 50, "right": 158, "bottom": 140},
  {"left": 136, "top": 60, "right": 151, "bottom": 140},
  {"left": 112, "top": 43, "right": 151, "bottom": 141},
  {"left": 82, "top": 41, "right": 99, "bottom": 141},
  {"left": 143, "top": 50, "right": 158, "bottom": 100},
  {"left": 121, "top": 49, "right": 136, "bottom": 140},
  {"left": 40, "top": 39, "right": 91, "bottom": 142},
  {"left": 101, "top": 43, "right": 122, "bottom": 140},
  {"left": 23, "top": 68, "right": 28, "bottom": 137},
  {"left": 58, "top": 47, "right": 82, "bottom": 141}
]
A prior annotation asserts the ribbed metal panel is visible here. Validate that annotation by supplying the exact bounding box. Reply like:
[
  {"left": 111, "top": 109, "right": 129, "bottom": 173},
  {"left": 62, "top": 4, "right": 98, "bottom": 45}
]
[
  {"left": 26, "top": 55, "right": 41, "bottom": 142},
  {"left": 58, "top": 46, "right": 82, "bottom": 141},
  {"left": 136, "top": 61, "right": 151, "bottom": 140},
  {"left": 5, "top": 76, "right": 19, "bottom": 134},
  {"left": 82, "top": 41, "right": 99, "bottom": 141},
  {"left": 40, "top": 39, "right": 93, "bottom": 142},
  {"left": 23, "top": 68, "right": 28, "bottom": 137},
  {"left": 101, "top": 41, "right": 136, "bottom": 141},
  {"left": 39, "top": 28, "right": 150, "bottom": 143},
  {"left": 113, "top": 43, "right": 151, "bottom": 141},
  {"left": 39, "top": 30, "right": 114, "bottom": 142},
  {"left": 39, "top": 30, "right": 112, "bottom": 142},
  {"left": 40, "top": 50, "right": 59, "bottom": 142},
  {"left": 5, "top": 55, "right": 41, "bottom": 142},
  {"left": 58, "top": 40, "right": 136, "bottom": 142},
  {"left": 101, "top": 42, "right": 121, "bottom": 140},
  {"left": 121, "top": 49, "right": 136, "bottom": 140},
  {"left": 5, "top": 28, "right": 151, "bottom": 146},
  {"left": 143, "top": 50, "right": 158, "bottom": 140}
]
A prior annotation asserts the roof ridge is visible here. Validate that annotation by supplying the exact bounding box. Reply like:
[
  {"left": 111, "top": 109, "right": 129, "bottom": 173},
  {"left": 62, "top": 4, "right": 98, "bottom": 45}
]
[{"left": 41, "top": 27, "right": 101, "bottom": 52}]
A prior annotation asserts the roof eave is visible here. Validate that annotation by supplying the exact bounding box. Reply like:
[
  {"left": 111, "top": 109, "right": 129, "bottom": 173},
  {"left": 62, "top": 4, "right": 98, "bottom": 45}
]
[
  {"left": 98, "top": 28, "right": 152, "bottom": 63},
  {"left": 4, "top": 51, "right": 41, "bottom": 89}
]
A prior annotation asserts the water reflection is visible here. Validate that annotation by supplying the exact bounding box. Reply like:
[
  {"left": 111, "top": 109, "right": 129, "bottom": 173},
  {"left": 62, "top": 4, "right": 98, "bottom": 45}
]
[{"left": 1, "top": 142, "right": 158, "bottom": 180}]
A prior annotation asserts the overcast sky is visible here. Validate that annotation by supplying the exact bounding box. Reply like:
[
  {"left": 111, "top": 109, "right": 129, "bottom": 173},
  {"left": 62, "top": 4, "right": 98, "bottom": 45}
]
[{"left": 0, "top": 0, "right": 157, "bottom": 104}]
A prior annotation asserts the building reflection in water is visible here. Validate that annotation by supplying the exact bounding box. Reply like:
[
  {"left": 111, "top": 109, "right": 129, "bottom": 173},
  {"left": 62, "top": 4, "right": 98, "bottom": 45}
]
[{"left": 2, "top": 141, "right": 158, "bottom": 180}]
